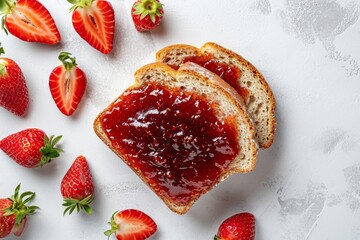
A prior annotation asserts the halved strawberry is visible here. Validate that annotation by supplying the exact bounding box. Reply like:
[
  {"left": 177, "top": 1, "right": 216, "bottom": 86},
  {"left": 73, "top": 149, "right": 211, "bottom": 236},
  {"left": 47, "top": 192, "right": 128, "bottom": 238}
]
[
  {"left": 49, "top": 52, "right": 87, "bottom": 116},
  {"left": 104, "top": 209, "right": 157, "bottom": 240},
  {"left": 0, "top": 0, "right": 61, "bottom": 44},
  {"left": 68, "top": 0, "right": 114, "bottom": 54}
]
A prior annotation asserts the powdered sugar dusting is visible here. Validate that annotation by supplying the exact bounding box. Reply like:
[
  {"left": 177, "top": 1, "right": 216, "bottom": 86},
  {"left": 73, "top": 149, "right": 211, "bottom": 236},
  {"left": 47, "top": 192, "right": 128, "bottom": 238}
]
[{"left": 98, "top": 182, "right": 147, "bottom": 198}]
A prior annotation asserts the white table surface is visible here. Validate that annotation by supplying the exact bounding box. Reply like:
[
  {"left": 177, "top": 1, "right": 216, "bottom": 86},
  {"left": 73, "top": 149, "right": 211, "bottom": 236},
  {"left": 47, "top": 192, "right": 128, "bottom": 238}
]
[{"left": 1, "top": 0, "right": 360, "bottom": 239}]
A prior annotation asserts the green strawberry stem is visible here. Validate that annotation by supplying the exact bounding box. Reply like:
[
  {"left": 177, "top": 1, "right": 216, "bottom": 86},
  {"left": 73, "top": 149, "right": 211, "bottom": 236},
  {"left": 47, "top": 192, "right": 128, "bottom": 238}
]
[
  {"left": 67, "top": 0, "right": 93, "bottom": 11},
  {"left": 133, "top": 0, "right": 164, "bottom": 23},
  {"left": 214, "top": 235, "right": 220, "bottom": 240},
  {"left": 38, "top": 135, "right": 63, "bottom": 167},
  {"left": 0, "top": 43, "right": 5, "bottom": 56},
  {"left": 0, "top": 43, "right": 7, "bottom": 76},
  {"left": 104, "top": 211, "right": 119, "bottom": 239},
  {"left": 62, "top": 194, "right": 94, "bottom": 215},
  {"left": 0, "top": 0, "right": 15, "bottom": 13},
  {"left": 4, "top": 184, "right": 39, "bottom": 225},
  {"left": 0, "top": 0, "right": 16, "bottom": 35},
  {"left": 58, "top": 52, "right": 77, "bottom": 71}
]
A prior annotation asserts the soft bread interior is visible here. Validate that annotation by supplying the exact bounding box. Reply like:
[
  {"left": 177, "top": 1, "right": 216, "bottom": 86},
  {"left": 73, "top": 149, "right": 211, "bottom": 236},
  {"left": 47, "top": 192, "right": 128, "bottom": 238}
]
[{"left": 155, "top": 44, "right": 200, "bottom": 67}]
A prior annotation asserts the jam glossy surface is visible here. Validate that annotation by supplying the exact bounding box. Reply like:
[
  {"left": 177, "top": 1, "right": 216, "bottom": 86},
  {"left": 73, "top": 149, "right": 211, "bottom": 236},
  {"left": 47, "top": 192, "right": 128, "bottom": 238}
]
[
  {"left": 100, "top": 83, "right": 239, "bottom": 205},
  {"left": 174, "top": 54, "right": 249, "bottom": 99}
]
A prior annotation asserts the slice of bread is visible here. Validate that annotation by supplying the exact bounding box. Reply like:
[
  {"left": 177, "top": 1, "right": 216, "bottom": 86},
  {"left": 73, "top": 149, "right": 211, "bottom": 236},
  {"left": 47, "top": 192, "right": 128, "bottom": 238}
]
[
  {"left": 94, "top": 62, "right": 257, "bottom": 214},
  {"left": 156, "top": 42, "right": 276, "bottom": 149}
]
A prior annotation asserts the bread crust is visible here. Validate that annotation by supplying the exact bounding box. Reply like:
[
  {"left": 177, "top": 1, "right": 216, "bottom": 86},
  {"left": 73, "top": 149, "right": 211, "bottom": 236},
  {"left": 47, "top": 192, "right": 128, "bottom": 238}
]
[
  {"left": 156, "top": 42, "right": 276, "bottom": 149},
  {"left": 94, "top": 62, "right": 257, "bottom": 214}
]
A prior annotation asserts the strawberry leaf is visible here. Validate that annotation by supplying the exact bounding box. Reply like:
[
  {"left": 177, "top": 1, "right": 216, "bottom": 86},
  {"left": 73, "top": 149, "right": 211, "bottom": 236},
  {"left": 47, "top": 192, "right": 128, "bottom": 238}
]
[
  {"left": 0, "top": 0, "right": 16, "bottom": 15},
  {"left": 58, "top": 52, "right": 77, "bottom": 71},
  {"left": 104, "top": 211, "right": 119, "bottom": 239},
  {"left": 62, "top": 195, "right": 94, "bottom": 216},
  {"left": 39, "top": 134, "right": 63, "bottom": 167},
  {"left": 4, "top": 184, "right": 38, "bottom": 225},
  {"left": 67, "top": 0, "right": 93, "bottom": 11},
  {"left": 52, "top": 135, "right": 63, "bottom": 146},
  {"left": 0, "top": 43, "right": 4, "bottom": 56},
  {"left": 133, "top": 0, "right": 163, "bottom": 23}
]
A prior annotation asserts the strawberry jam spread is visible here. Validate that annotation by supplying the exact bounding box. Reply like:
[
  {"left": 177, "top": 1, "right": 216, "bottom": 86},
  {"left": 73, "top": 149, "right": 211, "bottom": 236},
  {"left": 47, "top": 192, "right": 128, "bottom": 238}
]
[
  {"left": 171, "top": 54, "right": 249, "bottom": 99},
  {"left": 100, "top": 83, "right": 239, "bottom": 205}
]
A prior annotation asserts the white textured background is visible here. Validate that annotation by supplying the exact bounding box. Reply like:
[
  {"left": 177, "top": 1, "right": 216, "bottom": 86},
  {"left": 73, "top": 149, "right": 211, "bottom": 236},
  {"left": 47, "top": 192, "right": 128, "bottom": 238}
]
[{"left": 1, "top": 0, "right": 360, "bottom": 239}]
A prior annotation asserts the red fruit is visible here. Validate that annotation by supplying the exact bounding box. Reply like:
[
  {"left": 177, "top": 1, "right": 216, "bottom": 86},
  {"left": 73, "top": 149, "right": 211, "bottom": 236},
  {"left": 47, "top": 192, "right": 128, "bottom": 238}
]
[
  {"left": 0, "top": 199, "right": 14, "bottom": 238},
  {"left": 61, "top": 156, "right": 94, "bottom": 215},
  {"left": 68, "top": 0, "right": 115, "bottom": 54},
  {"left": 214, "top": 212, "right": 255, "bottom": 240},
  {"left": 0, "top": 45, "right": 29, "bottom": 116},
  {"left": 0, "top": 184, "right": 38, "bottom": 238},
  {"left": 49, "top": 52, "right": 87, "bottom": 116},
  {"left": 0, "top": 0, "right": 61, "bottom": 44},
  {"left": 131, "top": 0, "right": 164, "bottom": 32},
  {"left": 0, "top": 128, "right": 63, "bottom": 168},
  {"left": 104, "top": 209, "right": 157, "bottom": 240}
]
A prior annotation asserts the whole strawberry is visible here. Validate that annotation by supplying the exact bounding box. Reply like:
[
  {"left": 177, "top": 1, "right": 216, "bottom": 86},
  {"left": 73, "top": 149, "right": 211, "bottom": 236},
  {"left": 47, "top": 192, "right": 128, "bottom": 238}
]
[
  {"left": 0, "top": 44, "right": 29, "bottom": 116},
  {"left": 61, "top": 156, "right": 94, "bottom": 215},
  {"left": 0, "top": 128, "right": 63, "bottom": 168},
  {"left": 68, "top": 0, "right": 115, "bottom": 54},
  {"left": 214, "top": 212, "right": 255, "bottom": 240},
  {"left": 131, "top": 0, "right": 164, "bottom": 32},
  {"left": 49, "top": 52, "right": 87, "bottom": 116},
  {"left": 0, "top": 184, "right": 38, "bottom": 238},
  {"left": 104, "top": 209, "right": 157, "bottom": 240}
]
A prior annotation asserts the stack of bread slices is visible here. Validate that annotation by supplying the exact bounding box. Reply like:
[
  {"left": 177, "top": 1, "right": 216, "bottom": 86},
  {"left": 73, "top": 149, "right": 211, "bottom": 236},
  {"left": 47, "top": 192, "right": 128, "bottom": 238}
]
[{"left": 94, "top": 42, "right": 276, "bottom": 214}]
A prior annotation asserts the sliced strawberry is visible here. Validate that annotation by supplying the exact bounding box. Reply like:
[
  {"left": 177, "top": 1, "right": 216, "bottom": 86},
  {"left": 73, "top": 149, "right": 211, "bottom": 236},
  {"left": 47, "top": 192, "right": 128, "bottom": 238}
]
[
  {"left": 69, "top": 0, "right": 114, "bottom": 54},
  {"left": 49, "top": 52, "right": 87, "bottom": 116},
  {"left": 104, "top": 209, "right": 157, "bottom": 240},
  {"left": 1, "top": 0, "right": 61, "bottom": 44},
  {"left": 0, "top": 45, "right": 29, "bottom": 116}
]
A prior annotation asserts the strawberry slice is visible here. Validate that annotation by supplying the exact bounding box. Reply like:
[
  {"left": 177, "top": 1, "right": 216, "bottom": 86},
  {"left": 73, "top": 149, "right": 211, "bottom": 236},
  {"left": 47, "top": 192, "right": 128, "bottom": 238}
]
[
  {"left": 104, "top": 209, "right": 157, "bottom": 240},
  {"left": 68, "top": 0, "right": 115, "bottom": 54},
  {"left": 0, "top": 0, "right": 61, "bottom": 44},
  {"left": 49, "top": 52, "right": 87, "bottom": 116}
]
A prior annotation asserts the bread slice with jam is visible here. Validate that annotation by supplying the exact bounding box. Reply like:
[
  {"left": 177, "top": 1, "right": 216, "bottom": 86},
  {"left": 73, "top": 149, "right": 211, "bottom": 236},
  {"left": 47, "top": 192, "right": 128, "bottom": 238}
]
[
  {"left": 94, "top": 62, "right": 257, "bottom": 214},
  {"left": 156, "top": 42, "right": 276, "bottom": 149}
]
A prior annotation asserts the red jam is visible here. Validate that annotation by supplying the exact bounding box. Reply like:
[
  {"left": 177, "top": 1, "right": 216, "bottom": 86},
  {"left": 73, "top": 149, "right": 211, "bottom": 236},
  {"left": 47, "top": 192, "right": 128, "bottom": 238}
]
[
  {"left": 172, "top": 54, "right": 249, "bottom": 99},
  {"left": 100, "top": 83, "right": 239, "bottom": 205}
]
